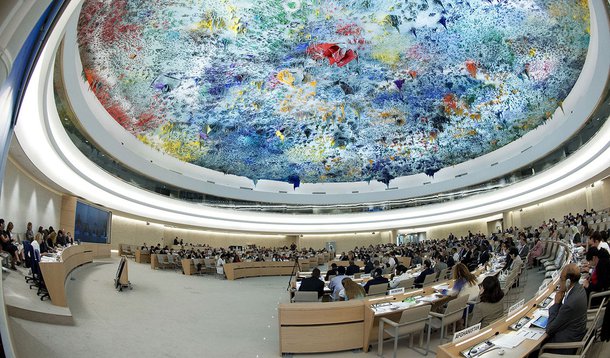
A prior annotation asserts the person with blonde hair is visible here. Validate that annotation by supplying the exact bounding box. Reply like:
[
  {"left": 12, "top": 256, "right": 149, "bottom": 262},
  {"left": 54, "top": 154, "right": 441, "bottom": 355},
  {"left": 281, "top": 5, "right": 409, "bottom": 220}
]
[{"left": 340, "top": 277, "right": 366, "bottom": 300}]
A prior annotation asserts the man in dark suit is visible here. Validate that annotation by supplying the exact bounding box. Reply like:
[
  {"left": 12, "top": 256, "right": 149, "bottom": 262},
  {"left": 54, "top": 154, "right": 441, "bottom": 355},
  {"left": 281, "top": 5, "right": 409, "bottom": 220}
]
[
  {"left": 545, "top": 264, "right": 588, "bottom": 353},
  {"left": 363, "top": 268, "right": 389, "bottom": 293},
  {"left": 363, "top": 257, "right": 374, "bottom": 274},
  {"left": 414, "top": 259, "right": 435, "bottom": 288},
  {"left": 325, "top": 263, "right": 338, "bottom": 281},
  {"left": 299, "top": 268, "right": 325, "bottom": 299},
  {"left": 346, "top": 260, "right": 360, "bottom": 276}
]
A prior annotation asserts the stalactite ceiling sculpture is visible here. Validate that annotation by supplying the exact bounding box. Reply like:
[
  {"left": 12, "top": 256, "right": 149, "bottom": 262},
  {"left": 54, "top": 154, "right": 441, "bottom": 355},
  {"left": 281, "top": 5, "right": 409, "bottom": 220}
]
[{"left": 77, "top": 0, "right": 589, "bottom": 186}]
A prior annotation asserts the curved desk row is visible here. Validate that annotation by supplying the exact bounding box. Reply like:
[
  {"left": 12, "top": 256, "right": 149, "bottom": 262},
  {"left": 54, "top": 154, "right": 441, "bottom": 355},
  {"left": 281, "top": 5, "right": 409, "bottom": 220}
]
[
  {"left": 326, "top": 256, "right": 412, "bottom": 269},
  {"left": 39, "top": 245, "right": 95, "bottom": 307},
  {"left": 437, "top": 240, "right": 572, "bottom": 358},
  {"left": 279, "top": 266, "right": 494, "bottom": 354},
  {"left": 224, "top": 261, "right": 298, "bottom": 280}
]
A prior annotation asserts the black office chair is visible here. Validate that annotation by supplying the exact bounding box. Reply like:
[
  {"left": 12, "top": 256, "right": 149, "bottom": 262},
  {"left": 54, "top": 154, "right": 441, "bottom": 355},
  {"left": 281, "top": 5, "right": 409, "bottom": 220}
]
[
  {"left": 23, "top": 240, "right": 36, "bottom": 283},
  {"left": 26, "top": 247, "right": 49, "bottom": 301}
]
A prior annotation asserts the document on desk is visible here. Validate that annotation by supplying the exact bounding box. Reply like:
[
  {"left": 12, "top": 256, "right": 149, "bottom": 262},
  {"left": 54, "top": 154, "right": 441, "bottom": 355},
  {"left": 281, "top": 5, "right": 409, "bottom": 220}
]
[
  {"left": 516, "top": 328, "right": 545, "bottom": 341},
  {"left": 373, "top": 301, "right": 418, "bottom": 315},
  {"left": 417, "top": 295, "right": 438, "bottom": 302},
  {"left": 493, "top": 332, "right": 527, "bottom": 348}
]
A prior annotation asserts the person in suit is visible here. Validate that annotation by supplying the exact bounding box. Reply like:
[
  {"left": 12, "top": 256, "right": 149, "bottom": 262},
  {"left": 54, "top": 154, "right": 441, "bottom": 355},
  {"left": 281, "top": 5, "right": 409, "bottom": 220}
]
[
  {"left": 517, "top": 235, "right": 529, "bottom": 260},
  {"left": 325, "top": 263, "right": 338, "bottom": 281},
  {"left": 414, "top": 260, "right": 435, "bottom": 288},
  {"left": 363, "top": 257, "right": 374, "bottom": 274},
  {"left": 363, "top": 268, "right": 389, "bottom": 293},
  {"left": 545, "top": 264, "right": 588, "bottom": 354},
  {"left": 346, "top": 260, "right": 360, "bottom": 276},
  {"left": 299, "top": 268, "right": 325, "bottom": 299},
  {"left": 434, "top": 255, "right": 448, "bottom": 279}
]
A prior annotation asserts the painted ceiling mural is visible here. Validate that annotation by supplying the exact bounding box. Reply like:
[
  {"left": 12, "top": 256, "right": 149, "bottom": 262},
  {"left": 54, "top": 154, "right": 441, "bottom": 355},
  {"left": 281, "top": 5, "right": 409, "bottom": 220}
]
[{"left": 77, "top": 0, "right": 589, "bottom": 186}]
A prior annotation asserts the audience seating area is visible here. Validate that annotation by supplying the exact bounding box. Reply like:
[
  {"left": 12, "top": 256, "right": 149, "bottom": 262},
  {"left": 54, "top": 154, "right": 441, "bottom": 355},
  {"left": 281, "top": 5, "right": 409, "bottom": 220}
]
[{"left": 108, "top": 208, "right": 610, "bottom": 357}]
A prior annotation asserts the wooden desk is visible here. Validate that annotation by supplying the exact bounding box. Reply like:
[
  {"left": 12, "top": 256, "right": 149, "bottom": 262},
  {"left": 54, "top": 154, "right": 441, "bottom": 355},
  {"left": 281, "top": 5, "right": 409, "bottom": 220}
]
[
  {"left": 278, "top": 300, "right": 365, "bottom": 354},
  {"left": 150, "top": 253, "right": 159, "bottom": 269},
  {"left": 224, "top": 261, "right": 297, "bottom": 280},
  {"left": 182, "top": 259, "right": 196, "bottom": 275},
  {"left": 436, "top": 240, "right": 571, "bottom": 358},
  {"left": 39, "top": 245, "right": 94, "bottom": 307},
  {"left": 81, "top": 243, "right": 111, "bottom": 258},
  {"left": 135, "top": 249, "right": 151, "bottom": 263}
]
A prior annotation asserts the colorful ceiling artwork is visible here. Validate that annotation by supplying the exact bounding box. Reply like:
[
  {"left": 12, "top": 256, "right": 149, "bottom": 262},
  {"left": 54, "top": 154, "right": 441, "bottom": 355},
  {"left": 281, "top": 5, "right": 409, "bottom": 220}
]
[{"left": 77, "top": 0, "right": 589, "bottom": 186}]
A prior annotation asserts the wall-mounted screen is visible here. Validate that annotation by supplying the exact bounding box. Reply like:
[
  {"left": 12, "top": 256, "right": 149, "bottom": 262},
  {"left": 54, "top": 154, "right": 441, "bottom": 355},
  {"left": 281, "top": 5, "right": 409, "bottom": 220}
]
[{"left": 74, "top": 201, "right": 111, "bottom": 243}]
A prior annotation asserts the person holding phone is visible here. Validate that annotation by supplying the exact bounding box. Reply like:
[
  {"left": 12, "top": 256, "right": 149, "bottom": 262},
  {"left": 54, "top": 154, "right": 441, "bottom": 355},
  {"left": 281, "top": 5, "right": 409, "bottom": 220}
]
[{"left": 545, "top": 264, "right": 588, "bottom": 354}]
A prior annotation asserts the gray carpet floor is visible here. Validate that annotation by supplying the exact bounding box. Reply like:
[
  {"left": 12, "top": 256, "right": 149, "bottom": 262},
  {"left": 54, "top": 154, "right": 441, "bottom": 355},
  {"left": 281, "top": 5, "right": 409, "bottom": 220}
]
[{"left": 6, "top": 257, "right": 601, "bottom": 358}]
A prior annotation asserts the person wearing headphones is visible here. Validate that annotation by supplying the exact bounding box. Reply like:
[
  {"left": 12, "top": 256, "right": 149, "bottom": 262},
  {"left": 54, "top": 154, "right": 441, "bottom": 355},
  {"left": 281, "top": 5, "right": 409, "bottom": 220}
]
[{"left": 545, "top": 263, "right": 588, "bottom": 354}]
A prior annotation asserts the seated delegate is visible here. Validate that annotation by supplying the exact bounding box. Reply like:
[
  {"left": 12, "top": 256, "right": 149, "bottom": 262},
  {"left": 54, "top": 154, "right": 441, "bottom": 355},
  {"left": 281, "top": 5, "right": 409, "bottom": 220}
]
[
  {"left": 329, "top": 266, "right": 347, "bottom": 301},
  {"left": 339, "top": 277, "right": 365, "bottom": 301},
  {"left": 545, "top": 264, "right": 588, "bottom": 354},
  {"left": 345, "top": 260, "right": 360, "bottom": 276},
  {"left": 583, "top": 247, "right": 610, "bottom": 305},
  {"left": 414, "top": 260, "right": 435, "bottom": 288},
  {"left": 298, "top": 268, "right": 325, "bottom": 299},
  {"left": 363, "top": 268, "right": 389, "bottom": 293},
  {"left": 388, "top": 265, "right": 410, "bottom": 289},
  {"left": 325, "top": 263, "right": 338, "bottom": 281},
  {"left": 446, "top": 263, "right": 479, "bottom": 300},
  {"left": 469, "top": 276, "right": 505, "bottom": 328}
]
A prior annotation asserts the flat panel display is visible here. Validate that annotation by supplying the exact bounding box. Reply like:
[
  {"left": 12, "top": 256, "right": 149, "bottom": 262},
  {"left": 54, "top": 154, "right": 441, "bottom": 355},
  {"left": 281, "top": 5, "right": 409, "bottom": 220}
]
[{"left": 74, "top": 201, "right": 111, "bottom": 243}]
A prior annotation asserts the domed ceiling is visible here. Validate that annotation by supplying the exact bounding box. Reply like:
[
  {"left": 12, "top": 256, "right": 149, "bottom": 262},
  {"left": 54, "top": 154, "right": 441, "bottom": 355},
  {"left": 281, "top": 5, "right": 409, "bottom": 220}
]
[{"left": 76, "top": 0, "right": 589, "bottom": 186}]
